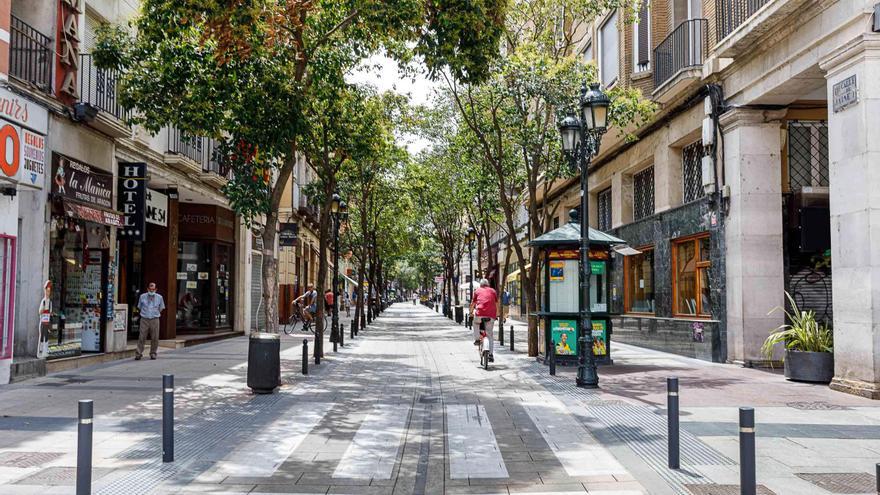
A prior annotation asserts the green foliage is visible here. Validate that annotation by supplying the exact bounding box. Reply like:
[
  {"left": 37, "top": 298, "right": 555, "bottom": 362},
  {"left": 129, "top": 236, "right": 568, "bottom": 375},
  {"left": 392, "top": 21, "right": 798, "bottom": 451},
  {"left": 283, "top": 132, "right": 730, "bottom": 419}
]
[{"left": 761, "top": 291, "right": 834, "bottom": 360}]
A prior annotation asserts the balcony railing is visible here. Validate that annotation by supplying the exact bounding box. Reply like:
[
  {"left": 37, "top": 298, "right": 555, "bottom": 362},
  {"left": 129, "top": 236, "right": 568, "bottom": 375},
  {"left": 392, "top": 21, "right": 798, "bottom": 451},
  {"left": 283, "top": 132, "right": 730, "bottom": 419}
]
[
  {"left": 9, "top": 15, "right": 52, "bottom": 92},
  {"left": 203, "top": 139, "right": 233, "bottom": 179},
  {"left": 653, "top": 19, "right": 708, "bottom": 89},
  {"left": 716, "top": 0, "right": 770, "bottom": 41},
  {"left": 168, "top": 127, "right": 205, "bottom": 164},
  {"left": 79, "top": 54, "right": 130, "bottom": 121}
]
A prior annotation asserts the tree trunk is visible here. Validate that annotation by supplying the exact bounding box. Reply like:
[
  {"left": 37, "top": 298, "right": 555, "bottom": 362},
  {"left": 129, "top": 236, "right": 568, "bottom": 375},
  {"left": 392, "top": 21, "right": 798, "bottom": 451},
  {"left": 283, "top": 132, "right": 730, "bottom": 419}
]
[
  {"left": 314, "top": 174, "right": 335, "bottom": 358},
  {"left": 258, "top": 152, "right": 297, "bottom": 334}
]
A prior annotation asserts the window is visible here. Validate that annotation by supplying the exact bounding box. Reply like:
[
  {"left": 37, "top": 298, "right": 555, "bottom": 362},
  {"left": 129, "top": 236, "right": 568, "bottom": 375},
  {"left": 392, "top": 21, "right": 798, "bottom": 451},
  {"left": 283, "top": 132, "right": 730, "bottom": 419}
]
[
  {"left": 633, "top": 166, "right": 654, "bottom": 221},
  {"left": 672, "top": 235, "right": 711, "bottom": 317},
  {"left": 788, "top": 121, "right": 829, "bottom": 190},
  {"left": 583, "top": 42, "right": 593, "bottom": 62},
  {"left": 682, "top": 140, "right": 704, "bottom": 203},
  {"left": 625, "top": 247, "right": 654, "bottom": 313},
  {"left": 597, "top": 187, "right": 612, "bottom": 231},
  {"left": 553, "top": 216, "right": 560, "bottom": 230},
  {"left": 599, "top": 11, "right": 619, "bottom": 87},
  {"left": 633, "top": 2, "right": 650, "bottom": 72}
]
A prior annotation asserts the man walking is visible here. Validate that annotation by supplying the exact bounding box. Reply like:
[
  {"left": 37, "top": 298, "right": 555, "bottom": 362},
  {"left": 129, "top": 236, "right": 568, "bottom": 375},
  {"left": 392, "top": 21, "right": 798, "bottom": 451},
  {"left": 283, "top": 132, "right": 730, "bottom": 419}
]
[{"left": 136, "top": 282, "right": 165, "bottom": 360}]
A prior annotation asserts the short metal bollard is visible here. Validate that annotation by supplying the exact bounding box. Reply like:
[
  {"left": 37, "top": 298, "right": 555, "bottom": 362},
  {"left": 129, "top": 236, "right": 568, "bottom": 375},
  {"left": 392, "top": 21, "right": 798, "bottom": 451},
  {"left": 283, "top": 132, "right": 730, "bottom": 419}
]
[
  {"left": 340, "top": 324, "right": 345, "bottom": 348},
  {"left": 875, "top": 463, "right": 879, "bottom": 493},
  {"left": 667, "top": 377, "right": 680, "bottom": 469},
  {"left": 350, "top": 323, "right": 355, "bottom": 339},
  {"left": 549, "top": 342, "right": 556, "bottom": 376},
  {"left": 302, "top": 339, "right": 309, "bottom": 375},
  {"left": 499, "top": 322, "right": 505, "bottom": 346},
  {"left": 76, "top": 399, "right": 93, "bottom": 495},
  {"left": 510, "top": 325, "right": 514, "bottom": 351},
  {"left": 739, "top": 407, "right": 756, "bottom": 495},
  {"left": 163, "top": 374, "right": 174, "bottom": 463}
]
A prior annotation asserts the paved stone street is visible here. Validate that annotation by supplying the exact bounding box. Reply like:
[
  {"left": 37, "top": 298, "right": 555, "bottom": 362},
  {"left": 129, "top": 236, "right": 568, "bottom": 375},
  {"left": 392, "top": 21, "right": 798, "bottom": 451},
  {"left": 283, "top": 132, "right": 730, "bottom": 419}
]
[{"left": 0, "top": 304, "right": 879, "bottom": 494}]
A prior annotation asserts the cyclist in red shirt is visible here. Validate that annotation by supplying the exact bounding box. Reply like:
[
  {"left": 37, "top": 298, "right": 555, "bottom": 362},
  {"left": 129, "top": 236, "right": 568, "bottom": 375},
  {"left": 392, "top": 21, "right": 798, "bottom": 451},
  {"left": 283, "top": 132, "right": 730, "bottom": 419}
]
[{"left": 469, "top": 279, "right": 498, "bottom": 361}]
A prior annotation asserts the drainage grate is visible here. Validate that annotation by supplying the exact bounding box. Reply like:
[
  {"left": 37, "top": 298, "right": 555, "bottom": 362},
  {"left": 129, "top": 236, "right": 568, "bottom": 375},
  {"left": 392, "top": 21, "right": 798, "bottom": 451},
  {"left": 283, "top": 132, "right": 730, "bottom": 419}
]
[
  {"left": 14, "top": 466, "right": 113, "bottom": 485},
  {"left": 684, "top": 484, "right": 776, "bottom": 495},
  {"left": 796, "top": 472, "right": 876, "bottom": 494},
  {"left": 418, "top": 395, "right": 441, "bottom": 404},
  {"left": 0, "top": 451, "right": 64, "bottom": 468},
  {"left": 786, "top": 401, "right": 849, "bottom": 411}
]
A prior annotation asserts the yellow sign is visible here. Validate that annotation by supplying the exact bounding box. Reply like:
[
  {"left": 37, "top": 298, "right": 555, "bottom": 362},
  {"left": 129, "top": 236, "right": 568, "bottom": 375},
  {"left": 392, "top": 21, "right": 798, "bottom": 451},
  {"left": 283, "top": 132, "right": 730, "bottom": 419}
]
[{"left": 549, "top": 260, "right": 564, "bottom": 281}]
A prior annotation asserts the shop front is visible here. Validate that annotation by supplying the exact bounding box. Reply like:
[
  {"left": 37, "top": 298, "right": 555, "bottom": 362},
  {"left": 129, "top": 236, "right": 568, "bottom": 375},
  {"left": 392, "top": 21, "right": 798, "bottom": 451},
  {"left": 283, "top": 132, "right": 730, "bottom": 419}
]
[
  {"left": 176, "top": 204, "right": 236, "bottom": 333},
  {"left": 47, "top": 153, "right": 122, "bottom": 359}
]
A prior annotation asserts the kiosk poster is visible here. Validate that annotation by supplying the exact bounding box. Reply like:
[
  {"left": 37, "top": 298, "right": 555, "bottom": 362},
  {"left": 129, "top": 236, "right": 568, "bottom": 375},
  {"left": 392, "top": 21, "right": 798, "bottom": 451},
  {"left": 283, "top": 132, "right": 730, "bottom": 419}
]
[
  {"left": 549, "top": 261, "right": 564, "bottom": 281},
  {"left": 551, "top": 319, "right": 577, "bottom": 356},
  {"left": 592, "top": 320, "right": 608, "bottom": 355}
]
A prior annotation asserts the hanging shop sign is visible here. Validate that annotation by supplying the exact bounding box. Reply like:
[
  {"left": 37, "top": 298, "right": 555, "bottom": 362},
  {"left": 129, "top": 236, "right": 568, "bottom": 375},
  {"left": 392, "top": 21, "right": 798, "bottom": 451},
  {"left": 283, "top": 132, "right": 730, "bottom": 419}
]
[
  {"left": 63, "top": 201, "right": 123, "bottom": 227},
  {"left": 145, "top": 189, "right": 168, "bottom": 226},
  {"left": 117, "top": 162, "right": 147, "bottom": 240},
  {"left": 56, "top": 0, "right": 82, "bottom": 101},
  {"left": 179, "top": 203, "right": 235, "bottom": 242},
  {"left": 52, "top": 153, "right": 114, "bottom": 209},
  {"left": 279, "top": 222, "right": 299, "bottom": 246}
]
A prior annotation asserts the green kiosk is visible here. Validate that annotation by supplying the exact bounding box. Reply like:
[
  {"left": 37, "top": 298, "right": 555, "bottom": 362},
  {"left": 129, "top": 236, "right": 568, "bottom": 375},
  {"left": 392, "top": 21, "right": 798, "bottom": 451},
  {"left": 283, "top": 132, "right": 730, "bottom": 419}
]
[{"left": 529, "top": 210, "right": 625, "bottom": 367}]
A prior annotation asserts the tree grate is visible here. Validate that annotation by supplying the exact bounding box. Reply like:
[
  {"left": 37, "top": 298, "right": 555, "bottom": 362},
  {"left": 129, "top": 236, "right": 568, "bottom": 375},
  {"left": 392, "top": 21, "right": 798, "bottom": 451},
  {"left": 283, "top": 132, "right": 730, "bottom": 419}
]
[
  {"left": 14, "top": 466, "right": 113, "bottom": 485},
  {"left": 0, "top": 451, "right": 64, "bottom": 468},
  {"left": 796, "top": 472, "right": 876, "bottom": 493},
  {"left": 683, "top": 140, "right": 704, "bottom": 203},
  {"left": 788, "top": 120, "right": 829, "bottom": 190},
  {"left": 684, "top": 484, "right": 776, "bottom": 494}
]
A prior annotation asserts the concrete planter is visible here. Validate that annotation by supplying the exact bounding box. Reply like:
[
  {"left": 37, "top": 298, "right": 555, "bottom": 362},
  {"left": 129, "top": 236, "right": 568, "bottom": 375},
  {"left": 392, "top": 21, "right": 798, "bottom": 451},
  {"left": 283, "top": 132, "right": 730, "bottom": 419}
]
[{"left": 784, "top": 350, "right": 834, "bottom": 384}]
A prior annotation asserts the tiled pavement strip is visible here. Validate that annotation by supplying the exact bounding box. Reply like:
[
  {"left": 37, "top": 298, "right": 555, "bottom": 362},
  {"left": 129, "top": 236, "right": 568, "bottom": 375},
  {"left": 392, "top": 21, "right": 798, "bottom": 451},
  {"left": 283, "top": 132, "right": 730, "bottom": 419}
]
[{"left": 2, "top": 305, "right": 880, "bottom": 494}]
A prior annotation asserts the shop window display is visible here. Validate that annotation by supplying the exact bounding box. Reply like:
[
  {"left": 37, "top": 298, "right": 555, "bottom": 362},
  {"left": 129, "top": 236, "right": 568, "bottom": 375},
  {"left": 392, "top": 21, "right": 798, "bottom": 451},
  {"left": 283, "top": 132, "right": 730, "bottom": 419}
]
[{"left": 176, "top": 241, "right": 212, "bottom": 329}]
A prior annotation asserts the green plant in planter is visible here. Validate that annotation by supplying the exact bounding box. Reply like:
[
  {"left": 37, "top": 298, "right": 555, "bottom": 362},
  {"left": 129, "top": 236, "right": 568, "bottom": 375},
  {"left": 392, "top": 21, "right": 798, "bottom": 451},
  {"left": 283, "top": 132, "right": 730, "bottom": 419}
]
[{"left": 762, "top": 292, "right": 833, "bottom": 361}]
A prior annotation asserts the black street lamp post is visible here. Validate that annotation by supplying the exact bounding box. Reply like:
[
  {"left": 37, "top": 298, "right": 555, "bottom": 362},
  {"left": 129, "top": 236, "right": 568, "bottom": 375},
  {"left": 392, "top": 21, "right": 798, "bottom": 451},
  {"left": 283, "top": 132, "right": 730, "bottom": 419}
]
[
  {"left": 330, "top": 193, "right": 347, "bottom": 351},
  {"left": 558, "top": 82, "right": 610, "bottom": 389},
  {"left": 466, "top": 227, "right": 476, "bottom": 328}
]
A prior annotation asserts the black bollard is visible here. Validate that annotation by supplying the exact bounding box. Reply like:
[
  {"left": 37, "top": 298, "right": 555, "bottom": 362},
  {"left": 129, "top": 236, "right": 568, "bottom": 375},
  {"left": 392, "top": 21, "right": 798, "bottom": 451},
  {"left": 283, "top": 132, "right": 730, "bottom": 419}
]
[
  {"left": 499, "top": 323, "right": 504, "bottom": 347},
  {"left": 350, "top": 323, "right": 354, "bottom": 339},
  {"left": 739, "top": 407, "right": 756, "bottom": 495},
  {"left": 340, "top": 324, "right": 344, "bottom": 347},
  {"left": 667, "top": 377, "right": 680, "bottom": 469},
  {"left": 549, "top": 342, "right": 556, "bottom": 376},
  {"left": 875, "top": 463, "right": 879, "bottom": 493},
  {"left": 163, "top": 374, "right": 174, "bottom": 463},
  {"left": 302, "top": 339, "right": 309, "bottom": 375},
  {"left": 76, "top": 400, "right": 93, "bottom": 495},
  {"left": 510, "top": 325, "right": 514, "bottom": 351}
]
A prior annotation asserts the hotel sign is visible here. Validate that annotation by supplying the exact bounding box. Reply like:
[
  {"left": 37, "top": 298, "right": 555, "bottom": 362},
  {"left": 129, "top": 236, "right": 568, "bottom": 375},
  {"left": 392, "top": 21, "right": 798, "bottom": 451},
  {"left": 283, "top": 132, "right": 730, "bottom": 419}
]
[
  {"left": 118, "top": 162, "right": 147, "bottom": 240},
  {"left": 832, "top": 75, "right": 858, "bottom": 113}
]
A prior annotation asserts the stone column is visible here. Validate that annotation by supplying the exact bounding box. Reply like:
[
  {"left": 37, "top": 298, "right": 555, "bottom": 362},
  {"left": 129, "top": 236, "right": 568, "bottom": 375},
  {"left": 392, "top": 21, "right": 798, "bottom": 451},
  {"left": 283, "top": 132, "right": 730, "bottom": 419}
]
[
  {"left": 820, "top": 34, "right": 880, "bottom": 398},
  {"left": 720, "top": 108, "right": 786, "bottom": 365},
  {"left": 611, "top": 172, "right": 633, "bottom": 228},
  {"left": 654, "top": 131, "right": 683, "bottom": 213}
]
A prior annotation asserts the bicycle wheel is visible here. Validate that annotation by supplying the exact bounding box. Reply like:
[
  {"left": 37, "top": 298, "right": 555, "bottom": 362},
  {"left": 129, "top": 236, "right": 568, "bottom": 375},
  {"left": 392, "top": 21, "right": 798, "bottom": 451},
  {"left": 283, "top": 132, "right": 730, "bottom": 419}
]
[{"left": 283, "top": 315, "right": 298, "bottom": 335}]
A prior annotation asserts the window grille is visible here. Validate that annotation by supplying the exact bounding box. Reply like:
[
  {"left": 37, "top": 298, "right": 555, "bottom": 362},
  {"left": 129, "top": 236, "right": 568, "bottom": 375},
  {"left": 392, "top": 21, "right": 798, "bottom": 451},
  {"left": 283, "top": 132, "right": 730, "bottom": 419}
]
[
  {"left": 788, "top": 121, "right": 829, "bottom": 190},
  {"left": 633, "top": 166, "right": 655, "bottom": 221},
  {"left": 598, "top": 188, "right": 612, "bottom": 231},
  {"left": 682, "top": 140, "right": 704, "bottom": 203}
]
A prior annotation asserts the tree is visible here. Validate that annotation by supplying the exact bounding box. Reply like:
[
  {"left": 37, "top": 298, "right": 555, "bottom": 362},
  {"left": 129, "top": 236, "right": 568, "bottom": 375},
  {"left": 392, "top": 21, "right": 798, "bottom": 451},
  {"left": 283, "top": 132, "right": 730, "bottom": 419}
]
[
  {"left": 95, "top": 0, "right": 507, "bottom": 335},
  {"left": 436, "top": 0, "right": 655, "bottom": 355}
]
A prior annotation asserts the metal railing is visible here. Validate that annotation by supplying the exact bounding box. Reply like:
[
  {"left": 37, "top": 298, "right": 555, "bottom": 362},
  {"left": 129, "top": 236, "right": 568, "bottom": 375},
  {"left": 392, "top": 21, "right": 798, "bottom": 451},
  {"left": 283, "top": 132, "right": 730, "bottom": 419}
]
[
  {"left": 653, "top": 19, "right": 708, "bottom": 89},
  {"left": 79, "top": 54, "right": 130, "bottom": 122},
  {"left": 203, "top": 139, "right": 233, "bottom": 179},
  {"left": 9, "top": 15, "right": 52, "bottom": 92},
  {"left": 716, "top": 0, "right": 770, "bottom": 41},
  {"left": 167, "top": 127, "right": 205, "bottom": 164}
]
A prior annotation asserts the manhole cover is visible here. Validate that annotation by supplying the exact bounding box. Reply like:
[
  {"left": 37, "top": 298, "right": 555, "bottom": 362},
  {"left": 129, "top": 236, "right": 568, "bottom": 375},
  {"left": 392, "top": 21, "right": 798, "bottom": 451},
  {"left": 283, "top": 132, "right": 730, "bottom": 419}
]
[
  {"left": 786, "top": 401, "right": 850, "bottom": 411},
  {"left": 419, "top": 395, "right": 441, "bottom": 404},
  {"left": 796, "top": 472, "right": 876, "bottom": 493},
  {"left": 14, "top": 466, "right": 113, "bottom": 485},
  {"left": 684, "top": 484, "right": 776, "bottom": 495},
  {"left": 0, "top": 451, "right": 64, "bottom": 468}
]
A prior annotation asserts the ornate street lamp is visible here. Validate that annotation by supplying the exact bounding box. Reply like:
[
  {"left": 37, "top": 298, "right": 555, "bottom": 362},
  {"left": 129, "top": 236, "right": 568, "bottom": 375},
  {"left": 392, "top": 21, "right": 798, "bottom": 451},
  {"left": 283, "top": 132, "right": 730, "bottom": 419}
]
[
  {"left": 558, "top": 82, "right": 610, "bottom": 389},
  {"left": 330, "top": 192, "right": 343, "bottom": 351},
  {"left": 466, "top": 227, "right": 477, "bottom": 328}
]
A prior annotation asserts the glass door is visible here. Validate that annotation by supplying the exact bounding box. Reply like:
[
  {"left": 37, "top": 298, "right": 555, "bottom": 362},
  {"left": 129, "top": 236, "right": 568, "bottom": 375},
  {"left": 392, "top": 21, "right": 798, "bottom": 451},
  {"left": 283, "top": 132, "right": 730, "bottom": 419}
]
[
  {"left": 215, "top": 243, "right": 232, "bottom": 327},
  {"left": 176, "top": 241, "right": 212, "bottom": 329},
  {"left": 0, "top": 235, "right": 15, "bottom": 362}
]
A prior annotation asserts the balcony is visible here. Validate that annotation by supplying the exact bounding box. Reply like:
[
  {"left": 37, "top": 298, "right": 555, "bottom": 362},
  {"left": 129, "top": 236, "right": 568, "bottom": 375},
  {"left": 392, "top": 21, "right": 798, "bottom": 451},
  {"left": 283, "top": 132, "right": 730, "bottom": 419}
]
[
  {"left": 78, "top": 54, "right": 130, "bottom": 137},
  {"left": 652, "top": 19, "right": 708, "bottom": 104},
  {"left": 713, "top": 0, "right": 811, "bottom": 58},
  {"left": 198, "top": 139, "right": 233, "bottom": 188},
  {"left": 9, "top": 15, "right": 52, "bottom": 93},
  {"left": 165, "top": 127, "right": 206, "bottom": 175}
]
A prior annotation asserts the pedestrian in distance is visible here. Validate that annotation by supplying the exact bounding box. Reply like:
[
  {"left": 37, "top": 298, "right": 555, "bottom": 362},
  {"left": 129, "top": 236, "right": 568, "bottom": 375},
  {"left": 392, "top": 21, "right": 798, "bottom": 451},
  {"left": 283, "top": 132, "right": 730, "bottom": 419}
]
[
  {"left": 324, "top": 288, "right": 335, "bottom": 314},
  {"left": 136, "top": 282, "right": 165, "bottom": 360},
  {"left": 470, "top": 279, "right": 498, "bottom": 361}
]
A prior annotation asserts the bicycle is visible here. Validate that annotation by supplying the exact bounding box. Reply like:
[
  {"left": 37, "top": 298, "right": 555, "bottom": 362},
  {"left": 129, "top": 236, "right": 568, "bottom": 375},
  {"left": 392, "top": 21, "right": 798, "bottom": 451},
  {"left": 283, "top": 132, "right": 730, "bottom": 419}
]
[{"left": 477, "top": 317, "right": 492, "bottom": 370}]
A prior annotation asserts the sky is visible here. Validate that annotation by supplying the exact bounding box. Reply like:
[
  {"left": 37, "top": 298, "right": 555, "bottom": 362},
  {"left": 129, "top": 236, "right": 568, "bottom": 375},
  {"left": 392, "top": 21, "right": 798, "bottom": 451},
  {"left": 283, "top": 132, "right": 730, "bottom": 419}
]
[{"left": 347, "top": 54, "right": 441, "bottom": 154}]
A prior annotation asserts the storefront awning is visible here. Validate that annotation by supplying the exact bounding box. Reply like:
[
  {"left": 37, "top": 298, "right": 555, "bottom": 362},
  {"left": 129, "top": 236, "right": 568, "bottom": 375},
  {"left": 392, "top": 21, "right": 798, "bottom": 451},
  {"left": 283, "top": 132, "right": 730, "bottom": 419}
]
[
  {"left": 63, "top": 201, "right": 123, "bottom": 227},
  {"left": 505, "top": 269, "right": 520, "bottom": 283}
]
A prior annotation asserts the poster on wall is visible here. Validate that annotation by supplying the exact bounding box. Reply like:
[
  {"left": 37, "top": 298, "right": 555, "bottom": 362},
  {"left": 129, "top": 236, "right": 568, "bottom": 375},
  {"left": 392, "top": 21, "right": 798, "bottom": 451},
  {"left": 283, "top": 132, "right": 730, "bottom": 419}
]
[
  {"left": 551, "top": 319, "right": 577, "bottom": 356},
  {"left": 549, "top": 261, "right": 564, "bottom": 281},
  {"left": 0, "top": 87, "right": 48, "bottom": 189},
  {"left": 592, "top": 320, "right": 608, "bottom": 356}
]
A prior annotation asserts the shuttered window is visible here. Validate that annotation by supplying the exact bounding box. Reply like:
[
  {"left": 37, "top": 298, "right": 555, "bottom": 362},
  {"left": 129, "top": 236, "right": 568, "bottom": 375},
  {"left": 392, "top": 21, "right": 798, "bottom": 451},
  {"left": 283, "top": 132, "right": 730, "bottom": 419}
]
[
  {"left": 597, "top": 187, "right": 612, "bottom": 232},
  {"left": 634, "top": 2, "right": 650, "bottom": 71},
  {"left": 599, "top": 12, "right": 619, "bottom": 86}
]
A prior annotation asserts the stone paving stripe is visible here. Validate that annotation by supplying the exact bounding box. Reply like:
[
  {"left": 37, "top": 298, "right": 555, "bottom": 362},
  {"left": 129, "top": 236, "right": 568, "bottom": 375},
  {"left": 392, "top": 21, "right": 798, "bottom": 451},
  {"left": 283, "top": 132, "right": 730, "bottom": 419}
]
[
  {"left": 521, "top": 394, "right": 628, "bottom": 477},
  {"left": 217, "top": 401, "right": 334, "bottom": 477},
  {"left": 332, "top": 403, "right": 410, "bottom": 479},
  {"left": 446, "top": 404, "right": 509, "bottom": 479}
]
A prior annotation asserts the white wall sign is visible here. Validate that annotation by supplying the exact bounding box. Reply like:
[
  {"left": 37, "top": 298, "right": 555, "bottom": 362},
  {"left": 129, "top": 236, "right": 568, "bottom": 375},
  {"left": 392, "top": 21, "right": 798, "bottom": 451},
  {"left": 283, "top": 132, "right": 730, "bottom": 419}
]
[
  {"left": 145, "top": 188, "right": 168, "bottom": 226},
  {"left": 0, "top": 122, "right": 46, "bottom": 189}
]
